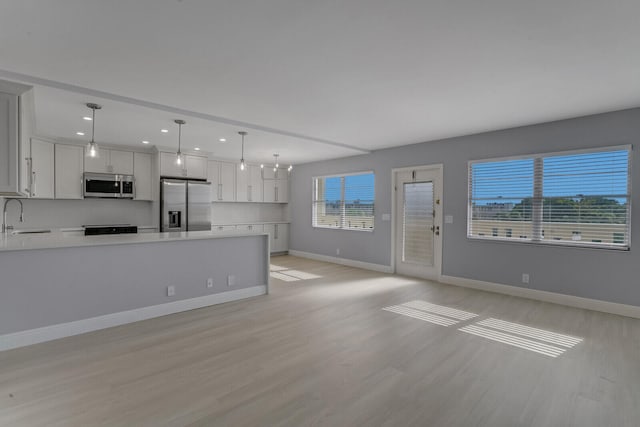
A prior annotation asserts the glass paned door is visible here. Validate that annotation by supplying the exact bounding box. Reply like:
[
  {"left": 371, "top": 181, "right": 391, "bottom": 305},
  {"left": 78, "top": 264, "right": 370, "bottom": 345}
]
[
  {"left": 403, "top": 182, "right": 434, "bottom": 265},
  {"left": 395, "top": 167, "right": 442, "bottom": 279}
]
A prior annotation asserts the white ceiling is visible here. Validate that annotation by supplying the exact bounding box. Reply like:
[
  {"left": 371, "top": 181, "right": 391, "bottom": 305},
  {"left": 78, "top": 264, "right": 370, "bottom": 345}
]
[{"left": 1, "top": 0, "right": 639, "bottom": 164}]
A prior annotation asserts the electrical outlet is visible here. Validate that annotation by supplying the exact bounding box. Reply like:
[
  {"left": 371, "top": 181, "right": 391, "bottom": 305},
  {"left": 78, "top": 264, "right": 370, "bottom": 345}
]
[
  {"left": 522, "top": 273, "right": 530, "bottom": 284},
  {"left": 227, "top": 275, "right": 235, "bottom": 287},
  {"left": 207, "top": 278, "right": 213, "bottom": 288},
  {"left": 167, "top": 285, "right": 175, "bottom": 297},
  {"left": 336, "top": 248, "right": 340, "bottom": 255}
]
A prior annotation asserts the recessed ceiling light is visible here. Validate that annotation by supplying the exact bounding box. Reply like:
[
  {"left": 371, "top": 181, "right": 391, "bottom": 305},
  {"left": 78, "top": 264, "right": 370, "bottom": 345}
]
[
  {"left": 142, "top": 140, "right": 150, "bottom": 144},
  {"left": 83, "top": 116, "right": 92, "bottom": 121},
  {"left": 194, "top": 147, "right": 200, "bottom": 151},
  {"left": 161, "top": 129, "right": 169, "bottom": 133},
  {"left": 219, "top": 138, "right": 226, "bottom": 142},
  {"left": 76, "top": 131, "right": 85, "bottom": 136}
]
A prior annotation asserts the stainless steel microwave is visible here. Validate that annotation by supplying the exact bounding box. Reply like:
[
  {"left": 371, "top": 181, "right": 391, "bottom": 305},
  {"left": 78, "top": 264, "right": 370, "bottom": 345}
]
[{"left": 83, "top": 173, "right": 135, "bottom": 199}]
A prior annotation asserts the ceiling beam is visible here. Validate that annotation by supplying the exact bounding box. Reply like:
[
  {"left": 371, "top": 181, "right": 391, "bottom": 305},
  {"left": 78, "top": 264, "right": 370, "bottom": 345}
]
[{"left": 0, "top": 68, "right": 370, "bottom": 154}]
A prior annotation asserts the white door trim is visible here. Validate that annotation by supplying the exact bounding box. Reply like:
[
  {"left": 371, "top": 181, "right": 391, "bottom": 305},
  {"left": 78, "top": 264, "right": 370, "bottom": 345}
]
[{"left": 391, "top": 164, "right": 444, "bottom": 279}]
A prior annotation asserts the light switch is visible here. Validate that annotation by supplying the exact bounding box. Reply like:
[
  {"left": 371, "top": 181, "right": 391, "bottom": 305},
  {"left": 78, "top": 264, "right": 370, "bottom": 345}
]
[{"left": 445, "top": 215, "right": 454, "bottom": 224}]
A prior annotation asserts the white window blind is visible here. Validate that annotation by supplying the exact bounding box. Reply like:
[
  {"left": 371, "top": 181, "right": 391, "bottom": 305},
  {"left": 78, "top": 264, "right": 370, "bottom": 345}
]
[
  {"left": 469, "top": 147, "right": 631, "bottom": 249},
  {"left": 313, "top": 172, "right": 375, "bottom": 231}
]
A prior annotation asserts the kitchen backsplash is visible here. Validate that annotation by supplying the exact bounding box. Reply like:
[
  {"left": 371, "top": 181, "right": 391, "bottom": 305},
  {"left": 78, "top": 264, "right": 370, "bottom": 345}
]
[
  {"left": 211, "top": 202, "right": 289, "bottom": 224},
  {"left": 1, "top": 198, "right": 154, "bottom": 229}
]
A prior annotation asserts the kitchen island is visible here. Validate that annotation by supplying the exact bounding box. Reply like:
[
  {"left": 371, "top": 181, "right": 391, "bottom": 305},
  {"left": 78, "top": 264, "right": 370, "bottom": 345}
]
[{"left": 0, "top": 231, "right": 270, "bottom": 351}]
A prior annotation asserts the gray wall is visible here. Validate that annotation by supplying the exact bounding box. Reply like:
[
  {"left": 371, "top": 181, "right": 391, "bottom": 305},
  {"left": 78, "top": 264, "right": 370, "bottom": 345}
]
[
  {"left": 290, "top": 108, "right": 640, "bottom": 306},
  {"left": 0, "top": 235, "right": 268, "bottom": 334}
]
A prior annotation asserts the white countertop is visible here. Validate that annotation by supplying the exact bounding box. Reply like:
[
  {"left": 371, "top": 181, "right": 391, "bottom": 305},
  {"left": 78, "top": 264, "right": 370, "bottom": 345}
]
[{"left": 0, "top": 230, "right": 267, "bottom": 252}]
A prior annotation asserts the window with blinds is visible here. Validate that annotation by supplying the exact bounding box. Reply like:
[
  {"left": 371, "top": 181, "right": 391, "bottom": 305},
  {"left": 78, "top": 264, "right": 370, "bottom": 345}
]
[
  {"left": 313, "top": 172, "right": 375, "bottom": 231},
  {"left": 468, "top": 146, "right": 631, "bottom": 249}
]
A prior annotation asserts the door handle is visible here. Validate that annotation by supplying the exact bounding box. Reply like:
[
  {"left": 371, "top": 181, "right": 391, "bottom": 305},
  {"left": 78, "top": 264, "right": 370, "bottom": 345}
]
[
  {"left": 430, "top": 225, "right": 440, "bottom": 236},
  {"left": 32, "top": 171, "right": 37, "bottom": 197}
]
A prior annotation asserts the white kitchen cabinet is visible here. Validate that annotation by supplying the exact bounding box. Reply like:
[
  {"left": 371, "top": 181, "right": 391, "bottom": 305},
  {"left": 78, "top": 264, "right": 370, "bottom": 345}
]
[
  {"left": 276, "top": 177, "right": 289, "bottom": 203},
  {"left": 83, "top": 151, "right": 108, "bottom": 173},
  {"left": 264, "top": 223, "right": 288, "bottom": 253},
  {"left": 55, "top": 144, "right": 84, "bottom": 199},
  {"left": 85, "top": 149, "right": 134, "bottom": 175},
  {"left": 236, "top": 164, "right": 263, "bottom": 202},
  {"left": 109, "top": 150, "right": 134, "bottom": 175},
  {"left": 208, "top": 160, "right": 236, "bottom": 201},
  {"left": 186, "top": 155, "right": 207, "bottom": 179},
  {"left": 160, "top": 152, "right": 208, "bottom": 179},
  {"left": 263, "top": 170, "right": 289, "bottom": 203},
  {"left": 133, "top": 152, "right": 153, "bottom": 201},
  {"left": 211, "top": 225, "right": 237, "bottom": 233},
  {"left": 237, "top": 224, "right": 264, "bottom": 234},
  {"left": 0, "top": 91, "right": 20, "bottom": 195},
  {"left": 160, "top": 152, "right": 183, "bottom": 177},
  {"left": 29, "top": 139, "right": 55, "bottom": 199},
  {"left": 0, "top": 83, "right": 34, "bottom": 197}
]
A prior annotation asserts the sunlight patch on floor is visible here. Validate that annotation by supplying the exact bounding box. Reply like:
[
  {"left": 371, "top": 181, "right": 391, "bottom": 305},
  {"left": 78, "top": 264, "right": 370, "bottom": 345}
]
[
  {"left": 459, "top": 324, "right": 566, "bottom": 358},
  {"left": 383, "top": 305, "right": 459, "bottom": 326},
  {"left": 401, "top": 300, "right": 478, "bottom": 321},
  {"left": 270, "top": 271, "right": 300, "bottom": 282},
  {"left": 383, "top": 299, "right": 583, "bottom": 358},
  {"left": 476, "top": 318, "right": 583, "bottom": 348},
  {"left": 270, "top": 265, "right": 323, "bottom": 282}
]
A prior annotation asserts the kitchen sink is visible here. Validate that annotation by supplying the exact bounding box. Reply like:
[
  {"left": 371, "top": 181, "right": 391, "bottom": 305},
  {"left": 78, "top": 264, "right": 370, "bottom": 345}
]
[{"left": 11, "top": 229, "right": 52, "bottom": 235}]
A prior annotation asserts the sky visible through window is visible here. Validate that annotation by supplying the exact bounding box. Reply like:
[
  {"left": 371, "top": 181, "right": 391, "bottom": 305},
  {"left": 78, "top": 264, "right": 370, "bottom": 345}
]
[
  {"left": 323, "top": 174, "right": 375, "bottom": 202},
  {"left": 472, "top": 150, "right": 629, "bottom": 205}
]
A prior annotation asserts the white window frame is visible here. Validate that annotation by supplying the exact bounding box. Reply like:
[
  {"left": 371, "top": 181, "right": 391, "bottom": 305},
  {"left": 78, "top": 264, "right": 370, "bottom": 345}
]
[
  {"left": 312, "top": 170, "right": 375, "bottom": 232},
  {"left": 467, "top": 145, "right": 632, "bottom": 250}
]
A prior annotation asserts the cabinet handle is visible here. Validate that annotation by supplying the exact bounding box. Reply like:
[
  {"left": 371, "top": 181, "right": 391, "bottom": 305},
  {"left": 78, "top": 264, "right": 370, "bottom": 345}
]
[
  {"left": 274, "top": 224, "right": 278, "bottom": 239},
  {"left": 218, "top": 183, "right": 222, "bottom": 200},
  {"left": 275, "top": 186, "right": 278, "bottom": 202},
  {"left": 25, "top": 157, "right": 32, "bottom": 193},
  {"left": 32, "top": 171, "right": 37, "bottom": 197}
]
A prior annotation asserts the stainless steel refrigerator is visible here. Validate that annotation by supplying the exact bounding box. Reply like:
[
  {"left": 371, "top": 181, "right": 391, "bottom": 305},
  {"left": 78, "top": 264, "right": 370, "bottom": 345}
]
[{"left": 160, "top": 179, "right": 211, "bottom": 232}]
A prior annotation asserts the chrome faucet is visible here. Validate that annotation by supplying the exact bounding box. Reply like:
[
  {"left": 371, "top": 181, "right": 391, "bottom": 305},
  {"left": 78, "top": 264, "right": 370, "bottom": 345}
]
[{"left": 2, "top": 198, "right": 24, "bottom": 233}]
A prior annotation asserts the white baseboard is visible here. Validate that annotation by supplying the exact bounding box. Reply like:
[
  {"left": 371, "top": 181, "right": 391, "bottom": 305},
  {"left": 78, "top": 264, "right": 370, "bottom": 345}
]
[
  {"left": 0, "top": 285, "right": 267, "bottom": 352},
  {"left": 440, "top": 275, "right": 640, "bottom": 319},
  {"left": 289, "top": 250, "right": 393, "bottom": 273}
]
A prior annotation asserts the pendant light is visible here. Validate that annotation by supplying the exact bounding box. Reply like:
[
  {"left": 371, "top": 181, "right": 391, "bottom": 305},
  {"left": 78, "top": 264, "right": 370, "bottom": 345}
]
[
  {"left": 174, "top": 119, "right": 186, "bottom": 166},
  {"left": 85, "top": 103, "right": 102, "bottom": 158},
  {"left": 260, "top": 154, "right": 293, "bottom": 175},
  {"left": 238, "top": 131, "right": 247, "bottom": 171}
]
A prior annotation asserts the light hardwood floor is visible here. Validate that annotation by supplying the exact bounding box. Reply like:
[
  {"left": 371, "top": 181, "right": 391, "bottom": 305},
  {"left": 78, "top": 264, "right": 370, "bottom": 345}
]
[{"left": 1, "top": 255, "right": 640, "bottom": 426}]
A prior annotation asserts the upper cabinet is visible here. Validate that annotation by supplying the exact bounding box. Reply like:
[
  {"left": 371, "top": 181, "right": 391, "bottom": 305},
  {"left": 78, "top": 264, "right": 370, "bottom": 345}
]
[
  {"left": 159, "top": 152, "right": 208, "bottom": 179},
  {"left": 263, "top": 168, "right": 289, "bottom": 203},
  {"left": 236, "top": 164, "right": 263, "bottom": 202},
  {"left": 208, "top": 160, "right": 236, "bottom": 201},
  {"left": 133, "top": 152, "right": 153, "bottom": 201},
  {"left": 85, "top": 149, "right": 134, "bottom": 175},
  {"left": 54, "top": 144, "right": 84, "bottom": 199},
  {"left": 185, "top": 155, "right": 207, "bottom": 179},
  {"left": 0, "top": 81, "right": 33, "bottom": 196},
  {"left": 29, "top": 138, "right": 55, "bottom": 199}
]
